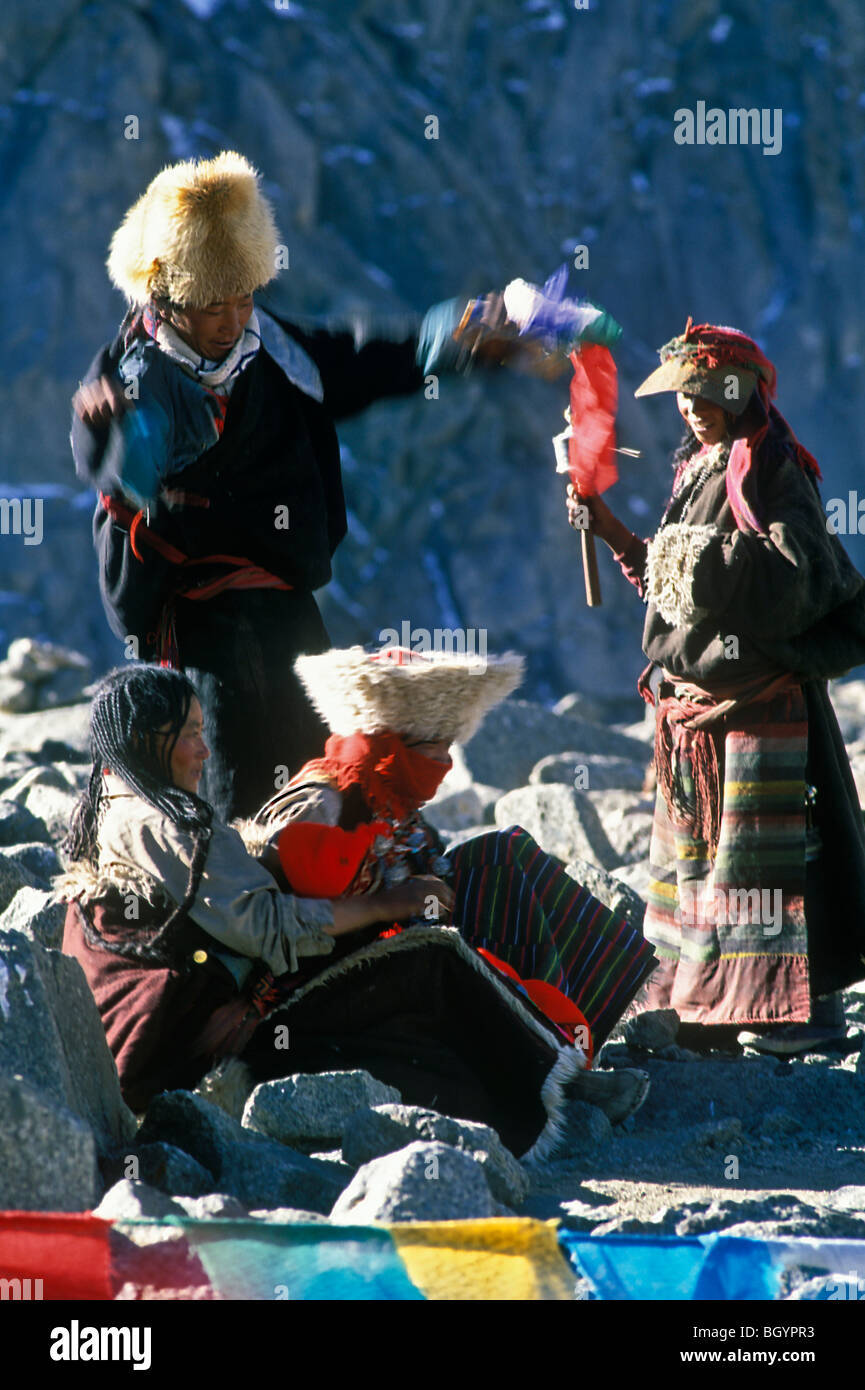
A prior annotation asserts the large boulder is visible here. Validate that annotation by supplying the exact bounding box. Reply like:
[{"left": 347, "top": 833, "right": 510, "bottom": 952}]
[
  {"left": 585, "top": 789, "right": 655, "bottom": 866},
  {"left": 94, "top": 1180, "right": 213, "bottom": 1295},
  {"left": 330, "top": 1141, "right": 502, "bottom": 1223},
  {"left": 0, "top": 799, "right": 51, "bottom": 846},
  {"left": 137, "top": 1090, "right": 348, "bottom": 1214},
  {"left": 0, "top": 851, "right": 41, "bottom": 914},
  {"left": 564, "top": 856, "right": 647, "bottom": 929},
  {"left": 461, "top": 700, "right": 649, "bottom": 792},
  {"left": 530, "top": 749, "right": 648, "bottom": 793},
  {"left": 3, "top": 766, "right": 82, "bottom": 845},
  {"left": 0, "top": 929, "right": 136, "bottom": 1154},
  {"left": 0, "top": 1074, "right": 101, "bottom": 1211},
  {"left": 0, "top": 885, "right": 67, "bottom": 948},
  {"left": 242, "top": 1069, "right": 401, "bottom": 1149},
  {"left": 100, "top": 1142, "right": 217, "bottom": 1200},
  {"left": 494, "top": 784, "right": 619, "bottom": 869},
  {"left": 0, "top": 702, "right": 91, "bottom": 765},
  {"left": 0, "top": 639, "right": 91, "bottom": 713},
  {"left": 423, "top": 784, "right": 495, "bottom": 835},
  {"left": 341, "top": 1104, "right": 529, "bottom": 1207},
  {"left": 4, "top": 842, "right": 62, "bottom": 886}
]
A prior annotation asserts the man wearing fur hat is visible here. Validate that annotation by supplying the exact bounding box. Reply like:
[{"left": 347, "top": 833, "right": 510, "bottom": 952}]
[{"left": 71, "top": 152, "right": 516, "bottom": 822}]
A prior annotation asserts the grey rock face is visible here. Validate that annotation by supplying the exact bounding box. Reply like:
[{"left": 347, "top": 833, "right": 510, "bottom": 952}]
[
  {"left": 4, "top": 843, "right": 62, "bottom": 886},
  {"left": 94, "top": 1178, "right": 183, "bottom": 1222},
  {"left": 247, "top": 1207, "right": 330, "bottom": 1224},
  {"left": 0, "top": 799, "right": 51, "bottom": 846},
  {"left": 464, "top": 701, "right": 648, "bottom": 793},
  {"left": 0, "top": 852, "right": 41, "bottom": 914},
  {"left": 138, "top": 1090, "right": 348, "bottom": 1214},
  {"left": 2, "top": 3, "right": 865, "bottom": 700},
  {"left": 585, "top": 789, "right": 654, "bottom": 866},
  {"left": 0, "top": 886, "right": 67, "bottom": 948},
  {"left": 330, "top": 1141, "right": 501, "bottom": 1223},
  {"left": 530, "top": 750, "right": 648, "bottom": 793},
  {"left": 564, "top": 857, "right": 647, "bottom": 929},
  {"left": 0, "top": 639, "right": 91, "bottom": 712},
  {"left": 0, "top": 703, "right": 91, "bottom": 764},
  {"left": 173, "top": 1193, "right": 251, "bottom": 1220},
  {"left": 423, "top": 784, "right": 492, "bottom": 834},
  {"left": 0, "top": 676, "right": 33, "bottom": 714},
  {"left": 495, "top": 784, "right": 618, "bottom": 869},
  {"left": 95, "top": 1180, "right": 212, "bottom": 1294},
  {"left": 242, "top": 1069, "right": 401, "bottom": 1148},
  {"left": 126, "top": 1142, "right": 216, "bottom": 1199},
  {"left": 0, "top": 1074, "right": 100, "bottom": 1211},
  {"left": 495, "top": 784, "right": 652, "bottom": 874},
  {"left": 97, "top": 1181, "right": 249, "bottom": 1222},
  {"left": 0, "top": 929, "right": 136, "bottom": 1153},
  {"left": 2, "top": 774, "right": 79, "bottom": 845},
  {"left": 548, "top": 1099, "right": 614, "bottom": 1163},
  {"left": 637, "top": 1057, "right": 865, "bottom": 1141},
  {"left": 622, "top": 1008, "right": 680, "bottom": 1052},
  {"left": 341, "top": 1103, "right": 529, "bottom": 1207},
  {"left": 608, "top": 858, "right": 653, "bottom": 901},
  {"left": 194, "top": 1058, "right": 257, "bottom": 1122}
]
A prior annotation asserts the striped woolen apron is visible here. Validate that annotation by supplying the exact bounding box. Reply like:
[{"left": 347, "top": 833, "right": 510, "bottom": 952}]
[
  {"left": 447, "top": 826, "right": 657, "bottom": 1049},
  {"left": 642, "top": 685, "right": 811, "bottom": 1025}
]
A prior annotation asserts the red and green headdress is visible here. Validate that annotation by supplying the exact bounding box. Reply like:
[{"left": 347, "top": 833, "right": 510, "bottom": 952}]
[{"left": 636, "top": 319, "right": 820, "bottom": 532}]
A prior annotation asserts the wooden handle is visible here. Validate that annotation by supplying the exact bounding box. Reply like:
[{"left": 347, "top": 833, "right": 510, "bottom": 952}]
[{"left": 581, "top": 525, "right": 602, "bottom": 606}]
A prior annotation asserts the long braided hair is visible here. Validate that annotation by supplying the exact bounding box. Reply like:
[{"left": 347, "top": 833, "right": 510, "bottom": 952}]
[{"left": 64, "top": 664, "right": 214, "bottom": 965}]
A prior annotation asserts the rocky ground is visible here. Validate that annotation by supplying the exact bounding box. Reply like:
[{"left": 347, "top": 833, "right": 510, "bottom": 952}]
[{"left": 1, "top": 638, "right": 864, "bottom": 1299}]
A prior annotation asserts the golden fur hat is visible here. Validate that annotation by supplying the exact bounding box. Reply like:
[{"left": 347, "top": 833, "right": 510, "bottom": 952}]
[
  {"left": 107, "top": 150, "right": 280, "bottom": 308},
  {"left": 295, "top": 646, "right": 525, "bottom": 746}
]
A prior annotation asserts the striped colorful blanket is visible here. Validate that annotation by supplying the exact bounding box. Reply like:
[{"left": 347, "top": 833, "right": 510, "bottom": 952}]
[{"left": 449, "top": 827, "right": 657, "bottom": 1048}]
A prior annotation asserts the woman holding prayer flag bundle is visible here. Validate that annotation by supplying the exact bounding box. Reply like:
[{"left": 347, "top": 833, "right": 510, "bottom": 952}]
[{"left": 567, "top": 319, "right": 865, "bottom": 1055}]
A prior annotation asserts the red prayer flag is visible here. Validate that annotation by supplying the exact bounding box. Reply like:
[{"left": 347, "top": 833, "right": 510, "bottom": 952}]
[
  {"left": 567, "top": 344, "right": 619, "bottom": 497},
  {"left": 0, "top": 1211, "right": 114, "bottom": 1300}
]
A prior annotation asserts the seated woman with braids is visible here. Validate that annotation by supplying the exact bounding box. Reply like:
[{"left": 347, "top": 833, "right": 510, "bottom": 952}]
[
  {"left": 59, "top": 665, "right": 438, "bottom": 1110},
  {"left": 58, "top": 663, "right": 649, "bottom": 1161}
]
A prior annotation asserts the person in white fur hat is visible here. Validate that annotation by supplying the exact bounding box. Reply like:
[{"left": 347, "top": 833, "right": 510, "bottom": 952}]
[
  {"left": 70, "top": 151, "right": 529, "bottom": 824},
  {"left": 251, "top": 644, "right": 657, "bottom": 1122}
]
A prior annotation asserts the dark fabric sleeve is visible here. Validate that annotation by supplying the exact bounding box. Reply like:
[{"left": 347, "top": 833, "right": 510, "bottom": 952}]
[
  {"left": 613, "top": 534, "right": 649, "bottom": 598},
  {"left": 264, "top": 311, "right": 426, "bottom": 421},
  {"left": 69, "top": 337, "right": 125, "bottom": 487},
  {"left": 689, "top": 459, "right": 865, "bottom": 642}
]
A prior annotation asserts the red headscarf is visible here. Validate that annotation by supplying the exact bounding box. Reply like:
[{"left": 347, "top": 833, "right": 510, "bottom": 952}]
[
  {"left": 297, "top": 731, "right": 452, "bottom": 821},
  {"left": 676, "top": 319, "right": 821, "bottom": 533}
]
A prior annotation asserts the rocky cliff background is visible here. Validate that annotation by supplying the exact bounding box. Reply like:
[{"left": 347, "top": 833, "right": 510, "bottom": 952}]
[{"left": 1, "top": 0, "right": 864, "bottom": 705}]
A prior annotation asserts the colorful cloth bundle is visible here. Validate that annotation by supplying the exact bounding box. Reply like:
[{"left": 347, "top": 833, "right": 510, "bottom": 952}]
[{"left": 450, "top": 827, "right": 657, "bottom": 1050}]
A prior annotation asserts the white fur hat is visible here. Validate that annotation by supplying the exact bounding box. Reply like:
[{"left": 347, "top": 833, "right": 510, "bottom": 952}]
[
  {"left": 107, "top": 150, "right": 280, "bottom": 308},
  {"left": 295, "top": 646, "right": 525, "bottom": 746}
]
